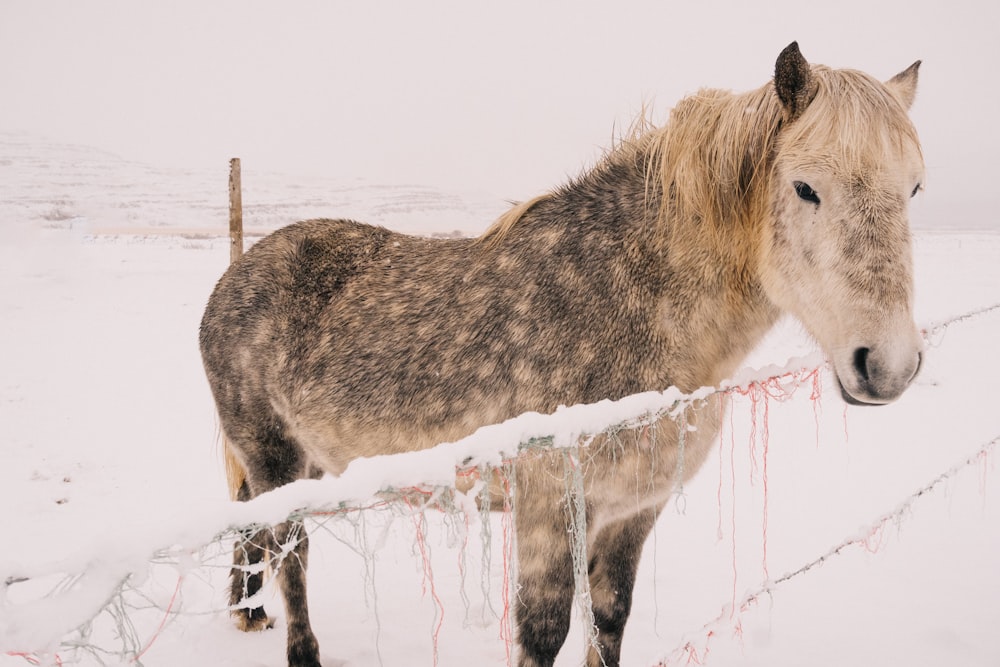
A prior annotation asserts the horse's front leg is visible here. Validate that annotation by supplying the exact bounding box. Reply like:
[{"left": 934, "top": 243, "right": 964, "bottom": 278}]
[
  {"left": 514, "top": 491, "right": 576, "bottom": 667},
  {"left": 585, "top": 506, "right": 662, "bottom": 667}
]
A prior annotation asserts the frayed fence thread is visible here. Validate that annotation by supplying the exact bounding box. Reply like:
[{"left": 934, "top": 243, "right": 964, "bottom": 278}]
[{"left": 658, "top": 433, "right": 1000, "bottom": 666}]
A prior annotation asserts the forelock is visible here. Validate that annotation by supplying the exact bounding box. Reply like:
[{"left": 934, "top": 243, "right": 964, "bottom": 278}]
[{"left": 778, "top": 66, "right": 923, "bottom": 174}]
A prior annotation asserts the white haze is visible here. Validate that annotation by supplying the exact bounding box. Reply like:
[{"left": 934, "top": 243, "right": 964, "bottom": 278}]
[{"left": 1, "top": 0, "right": 998, "bottom": 227}]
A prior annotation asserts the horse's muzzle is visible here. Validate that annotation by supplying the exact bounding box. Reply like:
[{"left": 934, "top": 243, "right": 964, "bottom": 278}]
[{"left": 837, "top": 348, "right": 923, "bottom": 406}]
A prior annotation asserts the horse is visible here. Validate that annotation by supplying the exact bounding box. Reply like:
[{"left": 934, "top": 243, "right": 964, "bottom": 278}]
[{"left": 199, "top": 42, "right": 924, "bottom": 667}]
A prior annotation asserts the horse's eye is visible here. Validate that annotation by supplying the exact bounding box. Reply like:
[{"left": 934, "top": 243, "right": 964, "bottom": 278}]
[
  {"left": 793, "top": 181, "right": 820, "bottom": 205},
  {"left": 911, "top": 183, "right": 922, "bottom": 198}
]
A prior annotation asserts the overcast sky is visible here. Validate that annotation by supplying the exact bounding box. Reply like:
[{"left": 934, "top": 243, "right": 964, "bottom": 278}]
[{"left": 2, "top": 1, "right": 997, "bottom": 225}]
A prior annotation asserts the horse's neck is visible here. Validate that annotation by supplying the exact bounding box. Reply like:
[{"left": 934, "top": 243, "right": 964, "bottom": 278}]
[
  {"left": 659, "top": 207, "right": 779, "bottom": 387},
  {"left": 534, "top": 150, "right": 778, "bottom": 390}
]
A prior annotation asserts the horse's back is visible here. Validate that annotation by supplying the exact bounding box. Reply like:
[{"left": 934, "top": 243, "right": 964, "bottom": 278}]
[
  {"left": 199, "top": 211, "right": 672, "bottom": 473},
  {"left": 199, "top": 219, "right": 496, "bottom": 467}
]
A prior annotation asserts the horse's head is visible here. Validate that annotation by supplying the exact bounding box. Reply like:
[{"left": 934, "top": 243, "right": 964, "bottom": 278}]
[{"left": 760, "top": 43, "right": 924, "bottom": 406}]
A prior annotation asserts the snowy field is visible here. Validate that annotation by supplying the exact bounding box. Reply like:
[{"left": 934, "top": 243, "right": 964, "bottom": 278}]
[
  {"left": 2, "top": 2, "right": 999, "bottom": 664},
  {"left": 1, "top": 134, "right": 998, "bottom": 667}
]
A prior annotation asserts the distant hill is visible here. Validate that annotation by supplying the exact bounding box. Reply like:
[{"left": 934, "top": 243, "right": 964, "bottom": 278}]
[{"left": 0, "top": 132, "right": 509, "bottom": 239}]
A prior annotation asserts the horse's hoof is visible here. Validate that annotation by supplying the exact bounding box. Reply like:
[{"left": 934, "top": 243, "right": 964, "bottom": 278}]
[
  {"left": 233, "top": 608, "right": 273, "bottom": 632},
  {"left": 287, "top": 634, "right": 322, "bottom": 667}
]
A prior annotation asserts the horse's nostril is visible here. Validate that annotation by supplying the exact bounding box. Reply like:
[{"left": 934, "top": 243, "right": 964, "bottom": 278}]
[{"left": 853, "top": 347, "right": 871, "bottom": 384}]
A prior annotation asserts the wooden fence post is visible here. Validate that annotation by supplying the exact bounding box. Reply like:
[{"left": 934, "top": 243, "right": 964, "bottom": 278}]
[{"left": 229, "top": 158, "right": 243, "bottom": 264}]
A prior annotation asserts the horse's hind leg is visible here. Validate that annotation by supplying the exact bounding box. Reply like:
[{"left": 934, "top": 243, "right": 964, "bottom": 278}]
[
  {"left": 584, "top": 506, "right": 662, "bottom": 667},
  {"left": 226, "top": 421, "right": 322, "bottom": 667},
  {"left": 230, "top": 478, "right": 274, "bottom": 632},
  {"left": 229, "top": 517, "right": 319, "bottom": 666},
  {"left": 272, "top": 518, "right": 320, "bottom": 667}
]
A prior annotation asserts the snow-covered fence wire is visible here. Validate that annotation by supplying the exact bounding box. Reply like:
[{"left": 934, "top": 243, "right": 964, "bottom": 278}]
[{"left": 2, "top": 302, "right": 999, "bottom": 667}]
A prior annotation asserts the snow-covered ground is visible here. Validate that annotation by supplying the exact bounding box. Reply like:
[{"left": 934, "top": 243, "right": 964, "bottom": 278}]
[{"left": 1, "top": 133, "right": 998, "bottom": 667}]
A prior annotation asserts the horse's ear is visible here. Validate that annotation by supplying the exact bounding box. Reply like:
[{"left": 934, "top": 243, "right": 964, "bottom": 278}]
[
  {"left": 886, "top": 60, "right": 921, "bottom": 110},
  {"left": 774, "top": 41, "right": 818, "bottom": 123}
]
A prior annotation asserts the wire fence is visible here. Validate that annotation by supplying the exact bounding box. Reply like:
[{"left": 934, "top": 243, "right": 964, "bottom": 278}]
[
  {"left": 3, "top": 301, "right": 999, "bottom": 667},
  {"left": 657, "top": 431, "right": 999, "bottom": 666}
]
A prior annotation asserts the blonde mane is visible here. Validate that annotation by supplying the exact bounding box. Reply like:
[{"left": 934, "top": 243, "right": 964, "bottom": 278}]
[
  {"left": 478, "top": 65, "right": 921, "bottom": 249},
  {"left": 643, "top": 83, "right": 784, "bottom": 247},
  {"left": 478, "top": 193, "right": 552, "bottom": 248}
]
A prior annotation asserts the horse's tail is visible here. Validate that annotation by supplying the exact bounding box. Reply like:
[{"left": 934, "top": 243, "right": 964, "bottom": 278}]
[{"left": 223, "top": 432, "right": 247, "bottom": 501}]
